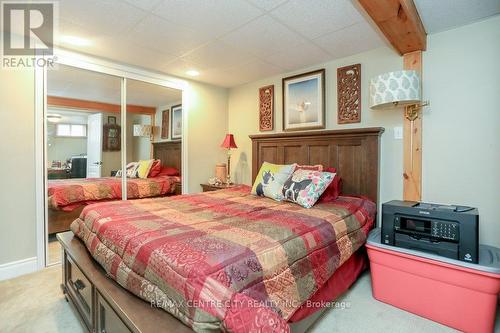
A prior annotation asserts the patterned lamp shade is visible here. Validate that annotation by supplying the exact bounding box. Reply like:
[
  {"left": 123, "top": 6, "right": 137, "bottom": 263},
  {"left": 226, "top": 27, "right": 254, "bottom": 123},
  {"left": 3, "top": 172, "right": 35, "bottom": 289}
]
[
  {"left": 369, "top": 70, "right": 421, "bottom": 109},
  {"left": 133, "top": 124, "right": 152, "bottom": 137}
]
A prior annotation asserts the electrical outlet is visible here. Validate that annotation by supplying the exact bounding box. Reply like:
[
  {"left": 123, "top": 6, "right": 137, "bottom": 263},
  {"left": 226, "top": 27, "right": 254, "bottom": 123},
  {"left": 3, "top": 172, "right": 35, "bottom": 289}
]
[{"left": 394, "top": 126, "right": 403, "bottom": 140}]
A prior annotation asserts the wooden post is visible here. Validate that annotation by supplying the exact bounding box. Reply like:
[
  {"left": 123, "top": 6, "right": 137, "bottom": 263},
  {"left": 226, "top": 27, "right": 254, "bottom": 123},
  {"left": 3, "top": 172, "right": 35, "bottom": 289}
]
[{"left": 403, "top": 50, "right": 422, "bottom": 201}]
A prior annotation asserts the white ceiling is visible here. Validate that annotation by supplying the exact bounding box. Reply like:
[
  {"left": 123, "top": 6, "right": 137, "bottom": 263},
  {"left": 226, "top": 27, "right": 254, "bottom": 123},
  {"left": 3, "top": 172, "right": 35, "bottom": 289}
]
[
  {"left": 48, "top": 65, "right": 181, "bottom": 106},
  {"left": 54, "top": 0, "right": 500, "bottom": 88},
  {"left": 56, "top": 0, "right": 383, "bottom": 87},
  {"left": 414, "top": 0, "right": 500, "bottom": 33}
]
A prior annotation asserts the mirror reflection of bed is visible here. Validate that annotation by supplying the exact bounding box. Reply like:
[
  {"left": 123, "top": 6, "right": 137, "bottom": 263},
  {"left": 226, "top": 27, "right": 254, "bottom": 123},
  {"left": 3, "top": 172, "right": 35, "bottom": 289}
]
[{"left": 46, "top": 65, "right": 182, "bottom": 265}]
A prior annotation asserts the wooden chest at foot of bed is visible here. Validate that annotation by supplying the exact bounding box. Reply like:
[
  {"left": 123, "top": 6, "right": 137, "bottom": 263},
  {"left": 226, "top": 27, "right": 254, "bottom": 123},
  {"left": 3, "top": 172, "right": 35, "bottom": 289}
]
[{"left": 57, "top": 231, "right": 193, "bottom": 333}]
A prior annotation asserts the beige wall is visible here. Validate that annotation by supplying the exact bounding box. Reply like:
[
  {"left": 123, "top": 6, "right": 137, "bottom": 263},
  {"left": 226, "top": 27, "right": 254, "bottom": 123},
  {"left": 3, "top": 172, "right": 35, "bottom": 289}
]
[
  {"left": 0, "top": 69, "right": 37, "bottom": 265},
  {"left": 422, "top": 16, "right": 500, "bottom": 247},
  {"left": 185, "top": 81, "right": 228, "bottom": 193},
  {"left": 47, "top": 136, "right": 87, "bottom": 164},
  {"left": 228, "top": 47, "right": 404, "bottom": 215},
  {"left": 228, "top": 16, "right": 500, "bottom": 247}
]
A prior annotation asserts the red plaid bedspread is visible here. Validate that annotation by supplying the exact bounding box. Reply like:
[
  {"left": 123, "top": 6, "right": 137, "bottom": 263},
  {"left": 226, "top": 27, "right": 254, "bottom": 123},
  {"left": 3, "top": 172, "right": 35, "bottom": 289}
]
[
  {"left": 71, "top": 185, "right": 375, "bottom": 332},
  {"left": 48, "top": 176, "right": 179, "bottom": 211}
]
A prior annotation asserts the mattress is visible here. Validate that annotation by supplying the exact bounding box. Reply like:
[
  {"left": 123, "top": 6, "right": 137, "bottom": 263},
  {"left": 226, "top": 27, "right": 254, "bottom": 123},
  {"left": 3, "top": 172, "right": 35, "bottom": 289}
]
[
  {"left": 48, "top": 175, "right": 180, "bottom": 211},
  {"left": 71, "top": 185, "right": 375, "bottom": 332}
]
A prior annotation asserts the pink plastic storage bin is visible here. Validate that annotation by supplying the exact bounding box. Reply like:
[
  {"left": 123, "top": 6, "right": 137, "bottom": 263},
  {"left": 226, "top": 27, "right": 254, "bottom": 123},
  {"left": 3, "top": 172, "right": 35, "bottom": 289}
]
[{"left": 366, "top": 228, "right": 500, "bottom": 333}]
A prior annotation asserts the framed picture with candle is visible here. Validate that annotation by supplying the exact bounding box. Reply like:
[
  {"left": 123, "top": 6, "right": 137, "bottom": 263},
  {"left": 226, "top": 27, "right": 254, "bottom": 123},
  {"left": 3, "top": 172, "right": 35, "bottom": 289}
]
[
  {"left": 282, "top": 69, "right": 325, "bottom": 131},
  {"left": 171, "top": 104, "right": 182, "bottom": 140}
]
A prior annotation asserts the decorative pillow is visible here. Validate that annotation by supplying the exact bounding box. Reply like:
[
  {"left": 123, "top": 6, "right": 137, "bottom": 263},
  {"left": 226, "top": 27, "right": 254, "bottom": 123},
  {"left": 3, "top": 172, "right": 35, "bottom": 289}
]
[
  {"left": 115, "top": 162, "right": 140, "bottom": 178},
  {"left": 158, "top": 166, "right": 180, "bottom": 176},
  {"left": 251, "top": 162, "right": 296, "bottom": 201},
  {"left": 282, "top": 169, "right": 335, "bottom": 208},
  {"left": 148, "top": 159, "right": 162, "bottom": 178},
  {"left": 136, "top": 160, "right": 154, "bottom": 179},
  {"left": 296, "top": 164, "right": 323, "bottom": 171},
  {"left": 318, "top": 167, "right": 342, "bottom": 203}
]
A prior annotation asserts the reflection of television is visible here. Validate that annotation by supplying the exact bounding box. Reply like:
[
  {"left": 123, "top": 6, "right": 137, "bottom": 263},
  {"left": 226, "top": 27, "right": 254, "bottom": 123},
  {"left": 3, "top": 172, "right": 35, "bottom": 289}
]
[{"left": 70, "top": 156, "right": 87, "bottom": 178}]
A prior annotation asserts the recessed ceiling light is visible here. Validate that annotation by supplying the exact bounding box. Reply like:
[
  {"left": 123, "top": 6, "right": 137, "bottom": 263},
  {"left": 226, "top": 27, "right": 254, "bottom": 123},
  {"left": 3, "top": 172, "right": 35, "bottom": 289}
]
[
  {"left": 186, "top": 70, "right": 200, "bottom": 77},
  {"left": 60, "top": 35, "right": 91, "bottom": 47}
]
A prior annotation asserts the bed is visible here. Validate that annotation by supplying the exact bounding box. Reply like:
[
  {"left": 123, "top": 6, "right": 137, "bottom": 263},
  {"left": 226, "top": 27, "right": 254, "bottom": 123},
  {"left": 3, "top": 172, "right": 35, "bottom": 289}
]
[
  {"left": 59, "top": 128, "right": 384, "bottom": 333},
  {"left": 48, "top": 141, "right": 181, "bottom": 235}
]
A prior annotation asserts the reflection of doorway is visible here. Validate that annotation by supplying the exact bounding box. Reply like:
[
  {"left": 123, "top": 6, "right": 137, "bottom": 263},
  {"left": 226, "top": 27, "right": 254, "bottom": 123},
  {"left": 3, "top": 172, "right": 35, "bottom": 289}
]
[{"left": 86, "top": 113, "right": 103, "bottom": 178}]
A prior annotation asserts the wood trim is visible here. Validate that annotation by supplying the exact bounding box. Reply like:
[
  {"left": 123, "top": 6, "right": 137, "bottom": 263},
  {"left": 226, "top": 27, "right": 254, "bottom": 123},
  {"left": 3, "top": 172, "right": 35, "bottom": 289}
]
[
  {"left": 403, "top": 51, "right": 422, "bottom": 201},
  {"left": 250, "top": 127, "right": 384, "bottom": 203},
  {"left": 47, "top": 96, "right": 156, "bottom": 115},
  {"left": 356, "top": 0, "right": 426, "bottom": 55}
]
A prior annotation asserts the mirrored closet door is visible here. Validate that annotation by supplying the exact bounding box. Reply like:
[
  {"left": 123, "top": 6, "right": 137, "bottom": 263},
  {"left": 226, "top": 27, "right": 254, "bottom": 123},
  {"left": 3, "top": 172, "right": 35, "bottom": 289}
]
[
  {"left": 44, "top": 66, "right": 184, "bottom": 266},
  {"left": 46, "top": 64, "right": 122, "bottom": 265},
  {"left": 125, "top": 79, "right": 183, "bottom": 199}
]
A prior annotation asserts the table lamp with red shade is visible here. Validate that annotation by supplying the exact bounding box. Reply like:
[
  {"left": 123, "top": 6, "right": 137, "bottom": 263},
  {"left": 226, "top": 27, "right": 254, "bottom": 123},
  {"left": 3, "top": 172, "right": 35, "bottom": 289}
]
[{"left": 220, "top": 134, "right": 237, "bottom": 185}]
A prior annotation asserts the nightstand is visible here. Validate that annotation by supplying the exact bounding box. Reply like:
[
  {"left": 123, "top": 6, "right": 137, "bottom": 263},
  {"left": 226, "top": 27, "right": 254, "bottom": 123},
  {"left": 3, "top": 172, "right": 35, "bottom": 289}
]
[{"left": 200, "top": 183, "right": 237, "bottom": 192}]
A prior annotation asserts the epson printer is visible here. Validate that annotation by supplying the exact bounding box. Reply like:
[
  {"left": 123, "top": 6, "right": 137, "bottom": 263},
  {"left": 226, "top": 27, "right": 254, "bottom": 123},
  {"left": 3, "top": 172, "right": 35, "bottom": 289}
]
[{"left": 382, "top": 201, "right": 479, "bottom": 263}]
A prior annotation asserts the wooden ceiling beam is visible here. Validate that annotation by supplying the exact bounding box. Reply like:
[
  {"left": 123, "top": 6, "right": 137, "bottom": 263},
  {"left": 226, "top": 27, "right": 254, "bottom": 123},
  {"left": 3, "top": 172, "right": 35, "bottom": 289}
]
[
  {"left": 47, "top": 96, "right": 156, "bottom": 115},
  {"left": 356, "top": 0, "right": 427, "bottom": 55}
]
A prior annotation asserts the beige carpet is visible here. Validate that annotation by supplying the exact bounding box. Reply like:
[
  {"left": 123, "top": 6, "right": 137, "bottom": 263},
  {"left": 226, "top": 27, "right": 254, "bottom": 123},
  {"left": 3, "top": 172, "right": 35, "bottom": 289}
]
[
  {"left": 0, "top": 267, "right": 498, "bottom": 333},
  {"left": 48, "top": 238, "right": 62, "bottom": 265}
]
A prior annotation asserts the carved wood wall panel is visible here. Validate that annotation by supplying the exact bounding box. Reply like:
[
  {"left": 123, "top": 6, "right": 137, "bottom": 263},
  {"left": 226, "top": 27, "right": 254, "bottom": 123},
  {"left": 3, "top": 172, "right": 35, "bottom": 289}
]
[
  {"left": 259, "top": 85, "right": 274, "bottom": 131},
  {"left": 161, "top": 109, "right": 169, "bottom": 139},
  {"left": 337, "top": 64, "right": 361, "bottom": 124}
]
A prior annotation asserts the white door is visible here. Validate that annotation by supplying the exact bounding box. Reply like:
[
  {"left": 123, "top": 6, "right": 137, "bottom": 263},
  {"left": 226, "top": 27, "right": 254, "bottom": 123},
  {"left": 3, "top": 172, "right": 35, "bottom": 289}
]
[{"left": 86, "top": 113, "right": 103, "bottom": 178}]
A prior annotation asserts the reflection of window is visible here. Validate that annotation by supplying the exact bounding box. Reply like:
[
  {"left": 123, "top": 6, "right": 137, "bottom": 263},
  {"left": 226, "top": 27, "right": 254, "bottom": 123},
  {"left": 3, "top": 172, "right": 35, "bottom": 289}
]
[{"left": 56, "top": 124, "right": 87, "bottom": 137}]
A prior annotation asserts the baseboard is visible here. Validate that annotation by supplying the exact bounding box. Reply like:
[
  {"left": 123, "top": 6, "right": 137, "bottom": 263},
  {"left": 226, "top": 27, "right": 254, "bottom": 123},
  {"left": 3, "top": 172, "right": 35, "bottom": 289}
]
[{"left": 0, "top": 257, "right": 38, "bottom": 281}]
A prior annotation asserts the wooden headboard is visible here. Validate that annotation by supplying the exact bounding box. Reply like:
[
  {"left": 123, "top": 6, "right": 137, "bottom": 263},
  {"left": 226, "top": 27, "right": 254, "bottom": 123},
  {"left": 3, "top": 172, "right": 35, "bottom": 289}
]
[
  {"left": 152, "top": 141, "right": 181, "bottom": 173},
  {"left": 250, "top": 127, "right": 384, "bottom": 203}
]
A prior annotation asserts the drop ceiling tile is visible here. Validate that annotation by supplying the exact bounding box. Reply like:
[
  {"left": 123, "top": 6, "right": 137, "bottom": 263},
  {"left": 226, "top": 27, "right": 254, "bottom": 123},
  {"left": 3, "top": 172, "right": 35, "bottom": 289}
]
[
  {"left": 90, "top": 37, "right": 178, "bottom": 71},
  {"left": 314, "top": 22, "right": 384, "bottom": 59},
  {"left": 154, "top": 0, "right": 263, "bottom": 39},
  {"left": 128, "top": 15, "right": 210, "bottom": 56},
  {"left": 59, "top": 0, "right": 149, "bottom": 36},
  {"left": 181, "top": 40, "right": 259, "bottom": 70},
  {"left": 123, "top": 0, "right": 163, "bottom": 11},
  {"left": 218, "top": 59, "right": 284, "bottom": 86},
  {"left": 265, "top": 41, "right": 332, "bottom": 71},
  {"left": 57, "top": 18, "right": 102, "bottom": 45},
  {"left": 246, "top": 0, "right": 289, "bottom": 12},
  {"left": 159, "top": 58, "right": 211, "bottom": 79},
  {"left": 221, "top": 15, "right": 307, "bottom": 58},
  {"left": 414, "top": 0, "right": 500, "bottom": 33},
  {"left": 270, "top": 0, "right": 364, "bottom": 39}
]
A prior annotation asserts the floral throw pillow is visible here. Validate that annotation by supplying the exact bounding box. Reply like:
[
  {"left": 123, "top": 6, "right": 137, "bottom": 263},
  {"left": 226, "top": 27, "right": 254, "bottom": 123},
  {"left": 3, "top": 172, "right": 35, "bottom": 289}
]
[
  {"left": 282, "top": 169, "right": 335, "bottom": 208},
  {"left": 251, "top": 162, "right": 296, "bottom": 201}
]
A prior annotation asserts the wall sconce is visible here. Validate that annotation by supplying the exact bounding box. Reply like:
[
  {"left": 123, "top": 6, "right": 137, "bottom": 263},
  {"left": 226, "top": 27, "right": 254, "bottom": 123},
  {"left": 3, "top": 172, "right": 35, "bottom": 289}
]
[
  {"left": 133, "top": 124, "right": 153, "bottom": 140},
  {"left": 369, "top": 70, "right": 429, "bottom": 121}
]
